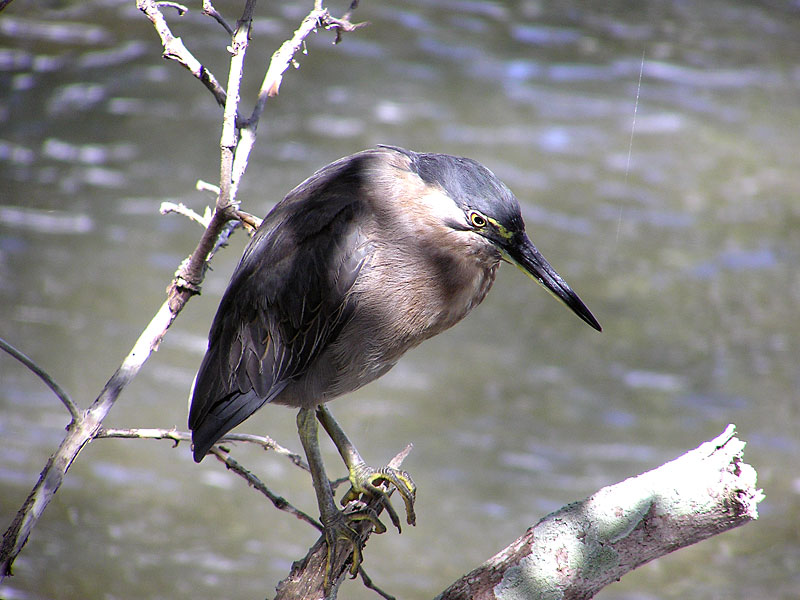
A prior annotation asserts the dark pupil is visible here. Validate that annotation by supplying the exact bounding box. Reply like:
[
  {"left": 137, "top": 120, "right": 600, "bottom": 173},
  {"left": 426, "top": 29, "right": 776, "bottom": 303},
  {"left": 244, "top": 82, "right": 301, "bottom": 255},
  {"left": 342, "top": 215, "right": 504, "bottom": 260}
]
[{"left": 472, "top": 214, "right": 485, "bottom": 226}]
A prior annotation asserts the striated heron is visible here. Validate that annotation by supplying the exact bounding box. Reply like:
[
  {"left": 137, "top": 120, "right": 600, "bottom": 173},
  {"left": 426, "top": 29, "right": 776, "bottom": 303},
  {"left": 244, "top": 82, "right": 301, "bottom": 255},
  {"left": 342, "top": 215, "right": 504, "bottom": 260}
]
[{"left": 188, "top": 145, "right": 601, "bottom": 581}]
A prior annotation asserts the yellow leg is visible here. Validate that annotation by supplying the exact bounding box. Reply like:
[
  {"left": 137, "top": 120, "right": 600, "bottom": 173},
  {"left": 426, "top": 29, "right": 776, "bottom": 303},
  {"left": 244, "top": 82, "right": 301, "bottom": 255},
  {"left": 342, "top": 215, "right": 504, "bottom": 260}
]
[
  {"left": 296, "top": 408, "right": 385, "bottom": 587},
  {"left": 316, "top": 404, "right": 416, "bottom": 531}
]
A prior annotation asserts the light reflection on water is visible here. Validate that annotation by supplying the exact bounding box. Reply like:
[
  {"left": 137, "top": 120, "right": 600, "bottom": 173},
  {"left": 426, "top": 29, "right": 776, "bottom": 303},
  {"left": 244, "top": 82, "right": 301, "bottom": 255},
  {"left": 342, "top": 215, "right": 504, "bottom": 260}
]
[{"left": 2, "top": 0, "right": 800, "bottom": 599}]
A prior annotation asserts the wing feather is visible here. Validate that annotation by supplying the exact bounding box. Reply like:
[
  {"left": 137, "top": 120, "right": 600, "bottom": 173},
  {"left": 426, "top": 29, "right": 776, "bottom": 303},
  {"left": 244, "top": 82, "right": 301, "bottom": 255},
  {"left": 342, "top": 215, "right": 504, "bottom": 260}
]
[{"left": 189, "top": 151, "right": 379, "bottom": 461}]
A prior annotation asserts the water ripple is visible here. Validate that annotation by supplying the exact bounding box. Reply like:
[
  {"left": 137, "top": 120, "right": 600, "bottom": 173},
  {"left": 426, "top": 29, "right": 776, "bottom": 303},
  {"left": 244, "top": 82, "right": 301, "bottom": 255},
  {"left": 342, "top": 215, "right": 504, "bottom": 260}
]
[
  {"left": 0, "top": 17, "right": 111, "bottom": 45},
  {"left": 0, "top": 205, "right": 93, "bottom": 234}
]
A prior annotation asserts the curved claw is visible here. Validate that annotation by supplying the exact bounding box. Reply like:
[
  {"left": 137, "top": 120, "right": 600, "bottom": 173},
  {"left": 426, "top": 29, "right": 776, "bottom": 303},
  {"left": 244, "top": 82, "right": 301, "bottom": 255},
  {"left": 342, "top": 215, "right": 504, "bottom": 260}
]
[
  {"left": 343, "top": 462, "right": 417, "bottom": 532},
  {"left": 341, "top": 499, "right": 386, "bottom": 532},
  {"left": 320, "top": 501, "right": 389, "bottom": 588}
]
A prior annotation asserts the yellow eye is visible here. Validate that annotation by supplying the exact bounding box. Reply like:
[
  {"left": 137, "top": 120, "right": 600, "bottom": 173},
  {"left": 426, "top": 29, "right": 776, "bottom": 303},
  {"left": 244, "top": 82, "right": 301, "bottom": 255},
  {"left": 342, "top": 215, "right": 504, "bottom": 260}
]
[{"left": 469, "top": 212, "right": 487, "bottom": 228}]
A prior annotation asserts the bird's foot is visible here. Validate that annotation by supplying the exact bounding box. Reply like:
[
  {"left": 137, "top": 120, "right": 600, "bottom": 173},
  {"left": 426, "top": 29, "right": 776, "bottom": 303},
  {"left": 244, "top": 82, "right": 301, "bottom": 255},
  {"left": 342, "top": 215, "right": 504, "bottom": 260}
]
[
  {"left": 320, "top": 502, "right": 385, "bottom": 586},
  {"left": 341, "top": 461, "right": 417, "bottom": 533}
]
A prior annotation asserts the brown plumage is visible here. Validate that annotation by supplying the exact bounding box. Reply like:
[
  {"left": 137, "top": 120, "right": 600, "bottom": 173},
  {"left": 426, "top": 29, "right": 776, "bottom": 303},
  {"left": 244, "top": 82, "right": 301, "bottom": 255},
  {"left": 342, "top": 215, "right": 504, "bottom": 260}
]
[
  {"left": 189, "top": 145, "right": 600, "bottom": 461},
  {"left": 187, "top": 146, "right": 600, "bottom": 581}
]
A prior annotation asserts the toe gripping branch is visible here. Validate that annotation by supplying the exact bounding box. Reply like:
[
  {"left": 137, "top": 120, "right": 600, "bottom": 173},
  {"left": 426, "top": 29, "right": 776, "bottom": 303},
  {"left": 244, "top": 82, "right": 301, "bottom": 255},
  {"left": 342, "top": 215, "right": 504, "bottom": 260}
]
[
  {"left": 342, "top": 461, "right": 416, "bottom": 534},
  {"left": 327, "top": 448, "right": 416, "bottom": 584},
  {"left": 308, "top": 406, "right": 417, "bottom": 588}
]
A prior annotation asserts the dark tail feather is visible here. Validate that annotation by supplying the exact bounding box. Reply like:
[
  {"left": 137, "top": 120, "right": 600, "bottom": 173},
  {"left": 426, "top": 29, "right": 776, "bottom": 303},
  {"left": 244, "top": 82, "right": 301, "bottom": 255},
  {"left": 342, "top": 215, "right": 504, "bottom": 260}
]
[{"left": 189, "top": 384, "right": 288, "bottom": 462}]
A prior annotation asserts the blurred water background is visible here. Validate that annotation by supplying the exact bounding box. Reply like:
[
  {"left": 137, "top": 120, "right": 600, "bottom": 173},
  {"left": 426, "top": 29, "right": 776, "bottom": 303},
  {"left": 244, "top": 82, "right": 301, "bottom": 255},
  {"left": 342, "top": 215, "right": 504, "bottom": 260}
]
[{"left": 1, "top": 0, "right": 799, "bottom": 598}]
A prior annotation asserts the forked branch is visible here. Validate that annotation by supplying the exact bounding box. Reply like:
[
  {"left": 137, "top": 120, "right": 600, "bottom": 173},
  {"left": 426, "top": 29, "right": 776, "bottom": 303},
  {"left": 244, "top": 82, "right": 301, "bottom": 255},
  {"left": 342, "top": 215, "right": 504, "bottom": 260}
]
[
  {"left": 137, "top": 0, "right": 229, "bottom": 108},
  {"left": 0, "top": 0, "right": 367, "bottom": 580}
]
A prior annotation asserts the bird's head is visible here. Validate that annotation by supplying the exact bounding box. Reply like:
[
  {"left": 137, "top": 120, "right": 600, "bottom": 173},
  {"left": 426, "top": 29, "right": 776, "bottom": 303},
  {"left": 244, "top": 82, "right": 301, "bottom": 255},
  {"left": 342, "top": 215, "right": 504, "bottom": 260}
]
[{"left": 394, "top": 147, "right": 601, "bottom": 332}]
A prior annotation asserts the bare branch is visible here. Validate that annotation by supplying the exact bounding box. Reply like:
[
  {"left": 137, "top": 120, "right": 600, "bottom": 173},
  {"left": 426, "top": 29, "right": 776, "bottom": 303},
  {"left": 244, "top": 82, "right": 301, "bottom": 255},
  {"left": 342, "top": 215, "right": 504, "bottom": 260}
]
[
  {"left": 0, "top": 0, "right": 370, "bottom": 584},
  {"left": 202, "top": 0, "right": 234, "bottom": 35},
  {"left": 196, "top": 179, "right": 221, "bottom": 195},
  {"left": 137, "top": 0, "right": 228, "bottom": 108},
  {"left": 234, "top": 209, "right": 262, "bottom": 233},
  {"left": 156, "top": 1, "right": 187, "bottom": 14},
  {"left": 0, "top": 337, "right": 80, "bottom": 422},
  {"left": 1, "top": 299, "right": 180, "bottom": 577},
  {"left": 252, "top": 4, "right": 369, "bottom": 107},
  {"left": 209, "top": 447, "right": 322, "bottom": 530},
  {"left": 216, "top": 432, "right": 307, "bottom": 469},
  {"left": 226, "top": 3, "right": 368, "bottom": 209},
  {"left": 98, "top": 426, "right": 187, "bottom": 444},
  {"left": 96, "top": 427, "right": 309, "bottom": 472},
  {"left": 357, "top": 566, "right": 396, "bottom": 600},
  {"left": 160, "top": 201, "right": 211, "bottom": 228},
  {"left": 437, "top": 425, "right": 763, "bottom": 600},
  {"left": 215, "top": 0, "right": 256, "bottom": 218},
  {"left": 262, "top": 9, "right": 328, "bottom": 100},
  {"left": 325, "top": 11, "right": 369, "bottom": 45},
  {"left": 230, "top": 7, "right": 330, "bottom": 208}
]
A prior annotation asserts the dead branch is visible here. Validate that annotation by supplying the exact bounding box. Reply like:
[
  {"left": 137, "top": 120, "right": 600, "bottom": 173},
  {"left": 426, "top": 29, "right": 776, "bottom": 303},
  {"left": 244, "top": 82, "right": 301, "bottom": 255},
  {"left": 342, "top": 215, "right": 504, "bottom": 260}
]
[
  {"left": 1, "top": 300, "right": 180, "bottom": 577},
  {"left": 436, "top": 425, "right": 762, "bottom": 600},
  {"left": 209, "top": 447, "right": 322, "bottom": 530},
  {"left": 93, "top": 425, "right": 396, "bottom": 600},
  {"left": 263, "top": 9, "right": 334, "bottom": 99},
  {"left": 230, "top": 3, "right": 368, "bottom": 204},
  {"left": 0, "top": 337, "right": 80, "bottom": 421},
  {"left": 159, "top": 201, "right": 211, "bottom": 228},
  {"left": 0, "top": 0, "right": 367, "bottom": 580},
  {"left": 201, "top": 0, "right": 234, "bottom": 35},
  {"left": 96, "top": 427, "right": 309, "bottom": 471},
  {"left": 137, "top": 0, "right": 228, "bottom": 108}
]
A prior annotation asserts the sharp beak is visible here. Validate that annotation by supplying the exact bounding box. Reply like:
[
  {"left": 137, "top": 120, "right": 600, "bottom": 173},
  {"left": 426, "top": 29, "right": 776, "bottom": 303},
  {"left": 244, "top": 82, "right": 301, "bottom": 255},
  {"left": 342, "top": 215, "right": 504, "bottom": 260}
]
[{"left": 504, "top": 233, "right": 602, "bottom": 332}]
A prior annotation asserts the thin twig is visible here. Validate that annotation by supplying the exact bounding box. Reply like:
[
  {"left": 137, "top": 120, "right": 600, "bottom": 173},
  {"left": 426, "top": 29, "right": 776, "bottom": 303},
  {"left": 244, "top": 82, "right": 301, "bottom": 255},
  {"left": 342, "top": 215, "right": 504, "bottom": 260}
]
[
  {"left": 228, "top": 3, "right": 367, "bottom": 207},
  {"left": 156, "top": 0, "right": 187, "bottom": 14},
  {"left": 261, "top": 8, "right": 328, "bottom": 100},
  {"left": 160, "top": 201, "right": 258, "bottom": 237},
  {"left": 202, "top": 0, "right": 234, "bottom": 35},
  {"left": 195, "top": 179, "right": 221, "bottom": 195},
  {"left": 358, "top": 566, "right": 396, "bottom": 600},
  {"left": 1, "top": 298, "right": 181, "bottom": 578},
  {"left": 98, "top": 427, "right": 187, "bottom": 444},
  {"left": 160, "top": 202, "right": 212, "bottom": 228},
  {"left": 209, "top": 447, "right": 323, "bottom": 531},
  {"left": 96, "top": 427, "right": 311, "bottom": 472},
  {"left": 215, "top": 432, "right": 308, "bottom": 470},
  {"left": 330, "top": 475, "right": 350, "bottom": 491},
  {"left": 326, "top": 8, "right": 369, "bottom": 45},
  {"left": 387, "top": 443, "right": 413, "bottom": 470},
  {"left": 137, "top": 0, "right": 229, "bottom": 108},
  {"left": 227, "top": 6, "right": 326, "bottom": 206},
  {"left": 0, "top": 337, "right": 80, "bottom": 422},
  {"left": 234, "top": 209, "right": 262, "bottom": 233}
]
